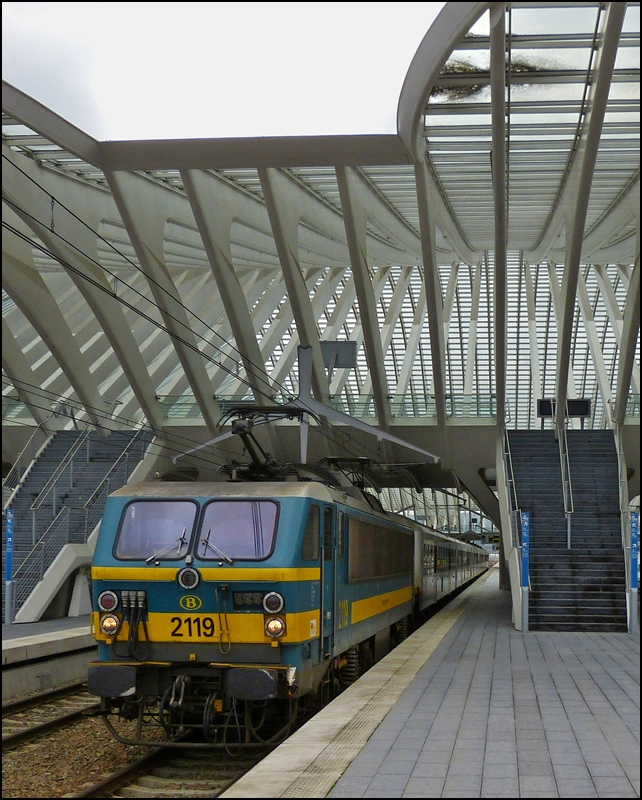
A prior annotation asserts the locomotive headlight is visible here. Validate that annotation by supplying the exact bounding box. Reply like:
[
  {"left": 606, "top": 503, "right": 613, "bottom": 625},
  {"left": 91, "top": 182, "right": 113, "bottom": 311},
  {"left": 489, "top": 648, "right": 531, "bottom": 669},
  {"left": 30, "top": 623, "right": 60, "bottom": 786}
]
[
  {"left": 97, "top": 590, "right": 118, "bottom": 611},
  {"left": 100, "top": 614, "right": 121, "bottom": 636},
  {"left": 263, "top": 591, "right": 284, "bottom": 613},
  {"left": 177, "top": 567, "right": 200, "bottom": 589},
  {"left": 265, "top": 616, "right": 286, "bottom": 638}
]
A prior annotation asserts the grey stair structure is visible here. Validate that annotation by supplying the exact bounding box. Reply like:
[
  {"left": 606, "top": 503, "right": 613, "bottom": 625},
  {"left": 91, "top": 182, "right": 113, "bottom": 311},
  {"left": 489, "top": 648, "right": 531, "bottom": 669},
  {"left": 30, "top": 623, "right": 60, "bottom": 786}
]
[
  {"left": 508, "top": 430, "right": 627, "bottom": 632},
  {"left": 2, "top": 429, "right": 151, "bottom": 619}
]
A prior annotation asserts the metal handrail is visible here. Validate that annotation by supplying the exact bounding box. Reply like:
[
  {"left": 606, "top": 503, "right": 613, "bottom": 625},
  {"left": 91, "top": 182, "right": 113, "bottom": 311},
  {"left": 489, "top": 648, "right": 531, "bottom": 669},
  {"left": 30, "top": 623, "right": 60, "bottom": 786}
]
[
  {"left": 2, "top": 419, "right": 54, "bottom": 512},
  {"left": 29, "top": 429, "right": 92, "bottom": 513},
  {"left": 12, "top": 506, "right": 71, "bottom": 582},
  {"left": 76, "top": 428, "right": 151, "bottom": 537},
  {"left": 503, "top": 430, "right": 522, "bottom": 550},
  {"left": 557, "top": 407, "right": 574, "bottom": 549},
  {"left": 10, "top": 428, "right": 152, "bottom": 618}
]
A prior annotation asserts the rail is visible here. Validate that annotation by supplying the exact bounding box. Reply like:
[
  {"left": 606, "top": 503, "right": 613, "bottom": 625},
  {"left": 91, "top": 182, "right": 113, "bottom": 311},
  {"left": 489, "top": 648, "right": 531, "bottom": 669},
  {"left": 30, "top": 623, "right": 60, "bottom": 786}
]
[
  {"left": 557, "top": 407, "right": 574, "bottom": 549},
  {"left": 613, "top": 424, "right": 637, "bottom": 634}
]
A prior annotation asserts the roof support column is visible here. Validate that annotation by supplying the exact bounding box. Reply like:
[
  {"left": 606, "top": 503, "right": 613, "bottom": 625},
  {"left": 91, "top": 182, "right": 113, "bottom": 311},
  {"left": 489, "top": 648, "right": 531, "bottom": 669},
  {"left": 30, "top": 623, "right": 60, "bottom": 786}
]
[
  {"left": 490, "top": 2, "right": 507, "bottom": 427},
  {"left": 2, "top": 317, "right": 52, "bottom": 429},
  {"left": 415, "top": 159, "right": 448, "bottom": 458},
  {"left": 555, "top": 2, "right": 626, "bottom": 428},
  {"left": 258, "top": 168, "right": 329, "bottom": 403},
  {"left": 2, "top": 228, "right": 107, "bottom": 430},
  {"left": 181, "top": 169, "right": 274, "bottom": 404},
  {"left": 335, "top": 166, "right": 392, "bottom": 431},
  {"left": 106, "top": 170, "right": 221, "bottom": 434},
  {"left": 523, "top": 262, "right": 543, "bottom": 410},
  {"left": 614, "top": 241, "right": 640, "bottom": 428},
  {"left": 2, "top": 176, "right": 164, "bottom": 431}
]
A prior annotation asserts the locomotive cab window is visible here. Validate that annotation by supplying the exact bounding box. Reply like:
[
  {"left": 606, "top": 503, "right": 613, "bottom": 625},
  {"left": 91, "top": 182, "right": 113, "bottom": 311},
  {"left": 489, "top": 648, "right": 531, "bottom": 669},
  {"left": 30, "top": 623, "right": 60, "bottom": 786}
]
[
  {"left": 196, "top": 500, "right": 278, "bottom": 561},
  {"left": 114, "top": 500, "right": 198, "bottom": 560},
  {"left": 302, "top": 503, "right": 320, "bottom": 561},
  {"left": 323, "top": 507, "right": 333, "bottom": 561}
]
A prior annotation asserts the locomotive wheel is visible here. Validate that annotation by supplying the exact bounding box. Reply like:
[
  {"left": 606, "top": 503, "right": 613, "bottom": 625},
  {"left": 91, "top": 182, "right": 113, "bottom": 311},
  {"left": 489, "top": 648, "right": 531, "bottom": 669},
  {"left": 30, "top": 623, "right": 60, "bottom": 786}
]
[
  {"left": 395, "top": 617, "right": 409, "bottom": 641},
  {"left": 159, "top": 687, "right": 178, "bottom": 732},
  {"left": 203, "top": 692, "right": 218, "bottom": 740},
  {"left": 340, "top": 647, "right": 359, "bottom": 685}
]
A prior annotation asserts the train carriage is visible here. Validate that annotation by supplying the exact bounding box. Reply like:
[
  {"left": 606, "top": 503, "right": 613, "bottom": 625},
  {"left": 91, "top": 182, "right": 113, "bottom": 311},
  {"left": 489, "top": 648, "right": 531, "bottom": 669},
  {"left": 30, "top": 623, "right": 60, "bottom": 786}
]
[{"left": 88, "top": 479, "right": 487, "bottom": 746}]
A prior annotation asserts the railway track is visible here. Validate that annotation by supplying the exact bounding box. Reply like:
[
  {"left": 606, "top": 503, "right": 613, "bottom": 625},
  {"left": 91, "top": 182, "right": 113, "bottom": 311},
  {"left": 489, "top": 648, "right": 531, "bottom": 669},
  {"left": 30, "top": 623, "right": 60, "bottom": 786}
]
[
  {"left": 2, "top": 682, "right": 100, "bottom": 751},
  {"left": 70, "top": 744, "right": 267, "bottom": 798}
]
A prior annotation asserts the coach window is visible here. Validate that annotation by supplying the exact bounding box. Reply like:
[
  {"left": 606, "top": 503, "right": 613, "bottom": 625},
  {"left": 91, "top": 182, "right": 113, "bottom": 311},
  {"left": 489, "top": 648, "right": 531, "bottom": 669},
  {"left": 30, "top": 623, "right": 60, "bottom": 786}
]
[
  {"left": 302, "top": 504, "right": 320, "bottom": 561},
  {"left": 115, "top": 500, "right": 197, "bottom": 560},
  {"left": 337, "top": 511, "right": 344, "bottom": 559}
]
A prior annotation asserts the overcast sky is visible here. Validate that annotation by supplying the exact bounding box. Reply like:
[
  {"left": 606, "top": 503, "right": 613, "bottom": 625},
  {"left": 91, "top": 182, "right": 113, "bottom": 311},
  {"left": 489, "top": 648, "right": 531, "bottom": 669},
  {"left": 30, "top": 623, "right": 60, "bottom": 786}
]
[{"left": 3, "top": 2, "right": 446, "bottom": 141}]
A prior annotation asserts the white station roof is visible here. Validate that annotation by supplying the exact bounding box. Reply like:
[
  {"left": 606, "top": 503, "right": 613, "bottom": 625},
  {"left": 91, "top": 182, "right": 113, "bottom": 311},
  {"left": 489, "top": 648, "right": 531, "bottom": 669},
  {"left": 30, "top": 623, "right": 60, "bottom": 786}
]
[{"left": 2, "top": 1, "right": 640, "bottom": 519}]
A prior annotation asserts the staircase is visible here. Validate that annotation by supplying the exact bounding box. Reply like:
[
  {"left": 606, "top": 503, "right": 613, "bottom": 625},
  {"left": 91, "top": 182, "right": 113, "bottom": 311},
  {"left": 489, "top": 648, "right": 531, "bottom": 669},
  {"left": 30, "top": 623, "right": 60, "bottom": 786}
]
[
  {"left": 2, "top": 429, "right": 151, "bottom": 619},
  {"left": 508, "top": 429, "right": 627, "bottom": 632}
]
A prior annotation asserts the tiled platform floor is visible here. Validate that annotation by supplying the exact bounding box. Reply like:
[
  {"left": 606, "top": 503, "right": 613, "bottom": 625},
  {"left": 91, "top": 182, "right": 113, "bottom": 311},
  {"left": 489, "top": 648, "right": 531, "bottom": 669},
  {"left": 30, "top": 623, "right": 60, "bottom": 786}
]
[{"left": 223, "top": 568, "right": 640, "bottom": 799}]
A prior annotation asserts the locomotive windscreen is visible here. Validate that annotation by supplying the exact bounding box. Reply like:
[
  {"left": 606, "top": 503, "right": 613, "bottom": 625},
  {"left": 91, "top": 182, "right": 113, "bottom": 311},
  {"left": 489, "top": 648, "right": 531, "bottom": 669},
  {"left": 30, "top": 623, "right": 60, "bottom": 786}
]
[
  {"left": 196, "top": 500, "right": 278, "bottom": 560},
  {"left": 114, "top": 500, "right": 198, "bottom": 560}
]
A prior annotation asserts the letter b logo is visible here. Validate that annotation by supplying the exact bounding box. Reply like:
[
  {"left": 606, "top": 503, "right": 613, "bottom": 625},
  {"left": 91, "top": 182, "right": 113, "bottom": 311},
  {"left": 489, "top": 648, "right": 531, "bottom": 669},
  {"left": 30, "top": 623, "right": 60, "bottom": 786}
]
[{"left": 179, "top": 595, "right": 202, "bottom": 610}]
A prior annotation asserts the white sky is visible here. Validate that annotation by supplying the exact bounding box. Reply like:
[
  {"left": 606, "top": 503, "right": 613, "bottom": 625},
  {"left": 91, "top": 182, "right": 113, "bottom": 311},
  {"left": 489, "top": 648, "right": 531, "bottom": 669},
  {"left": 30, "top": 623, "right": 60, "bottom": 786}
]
[{"left": 2, "top": 1, "right": 446, "bottom": 141}]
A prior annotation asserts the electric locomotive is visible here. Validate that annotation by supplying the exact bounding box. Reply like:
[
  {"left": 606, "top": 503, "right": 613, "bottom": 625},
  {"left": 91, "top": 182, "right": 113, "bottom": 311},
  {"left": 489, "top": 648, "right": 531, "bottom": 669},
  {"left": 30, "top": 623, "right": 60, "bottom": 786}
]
[{"left": 88, "top": 477, "right": 487, "bottom": 746}]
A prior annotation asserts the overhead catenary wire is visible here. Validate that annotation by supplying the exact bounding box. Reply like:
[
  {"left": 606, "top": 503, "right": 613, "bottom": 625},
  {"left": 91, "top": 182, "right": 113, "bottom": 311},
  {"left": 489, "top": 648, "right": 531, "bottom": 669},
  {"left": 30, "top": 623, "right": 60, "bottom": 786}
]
[
  {"left": 2, "top": 225, "right": 384, "bottom": 463},
  {"left": 2, "top": 156, "right": 389, "bottom": 464}
]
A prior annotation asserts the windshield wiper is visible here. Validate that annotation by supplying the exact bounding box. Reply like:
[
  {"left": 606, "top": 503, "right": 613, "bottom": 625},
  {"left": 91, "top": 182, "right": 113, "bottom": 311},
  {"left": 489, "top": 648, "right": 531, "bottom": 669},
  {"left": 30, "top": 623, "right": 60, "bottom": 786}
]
[
  {"left": 201, "top": 529, "right": 233, "bottom": 564},
  {"left": 146, "top": 528, "right": 187, "bottom": 563}
]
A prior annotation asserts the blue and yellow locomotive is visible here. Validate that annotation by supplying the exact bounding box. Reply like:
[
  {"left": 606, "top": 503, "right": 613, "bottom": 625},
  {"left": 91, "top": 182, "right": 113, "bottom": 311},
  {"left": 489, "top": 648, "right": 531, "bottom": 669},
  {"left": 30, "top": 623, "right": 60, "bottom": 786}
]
[{"left": 88, "top": 478, "right": 487, "bottom": 746}]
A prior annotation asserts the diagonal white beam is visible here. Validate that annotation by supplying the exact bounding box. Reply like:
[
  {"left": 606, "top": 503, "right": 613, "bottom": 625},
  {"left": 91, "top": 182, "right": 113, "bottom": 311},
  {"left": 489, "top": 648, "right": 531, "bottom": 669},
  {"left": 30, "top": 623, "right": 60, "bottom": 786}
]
[
  {"left": 415, "top": 159, "right": 448, "bottom": 455},
  {"left": 554, "top": 3, "right": 627, "bottom": 427},
  {"left": 463, "top": 263, "right": 482, "bottom": 395},
  {"left": 615, "top": 243, "right": 640, "bottom": 427},
  {"left": 181, "top": 169, "right": 275, "bottom": 404},
  {"left": 258, "top": 167, "right": 330, "bottom": 403},
  {"left": 523, "top": 262, "right": 543, "bottom": 408},
  {"left": 330, "top": 268, "right": 390, "bottom": 397},
  {"left": 106, "top": 170, "right": 222, "bottom": 434},
  {"left": 361, "top": 266, "right": 413, "bottom": 395},
  {"left": 2, "top": 317, "right": 53, "bottom": 428},
  {"left": 2, "top": 231, "right": 108, "bottom": 429},
  {"left": 336, "top": 166, "right": 391, "bottom": 430},
  {"left": 2, "top": 153, "right": 164, "bottom": 430},
  {"left": 594, "top": 264, "right": 640, "bottom": 393},
  {"left": 2, "top": 81, "right": 104, "bottom": 167},
  {"left": 576, "top": 270, "right": 614, "bottom": 420},
  {"left": 397, "top": 280, "right": 427, "bottom": 397}
]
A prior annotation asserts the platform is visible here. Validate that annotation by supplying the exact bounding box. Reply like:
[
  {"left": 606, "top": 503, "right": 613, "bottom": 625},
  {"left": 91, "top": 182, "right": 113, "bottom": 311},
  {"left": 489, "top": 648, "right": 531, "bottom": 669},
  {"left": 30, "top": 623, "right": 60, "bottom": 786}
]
[
  {"left": 2, "top": 615, "right": 94, "bottom": 700},
  {"left": 221, "top": 568, "right": 640, "bottom": 799}
]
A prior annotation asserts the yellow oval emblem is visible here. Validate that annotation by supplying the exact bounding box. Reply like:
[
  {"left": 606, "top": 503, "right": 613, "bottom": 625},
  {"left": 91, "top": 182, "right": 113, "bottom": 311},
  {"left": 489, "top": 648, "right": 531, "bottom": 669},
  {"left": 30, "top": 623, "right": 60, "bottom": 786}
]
[{"left": 179, "top": 595, "right": 203, "bottom": 610}]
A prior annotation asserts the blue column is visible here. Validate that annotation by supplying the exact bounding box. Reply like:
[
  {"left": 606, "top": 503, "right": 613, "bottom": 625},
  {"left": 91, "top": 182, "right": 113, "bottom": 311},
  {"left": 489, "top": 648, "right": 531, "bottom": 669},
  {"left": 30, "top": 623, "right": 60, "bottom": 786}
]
[{"left": 5, "top": 509, "right": 14, "bottom": 624}]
